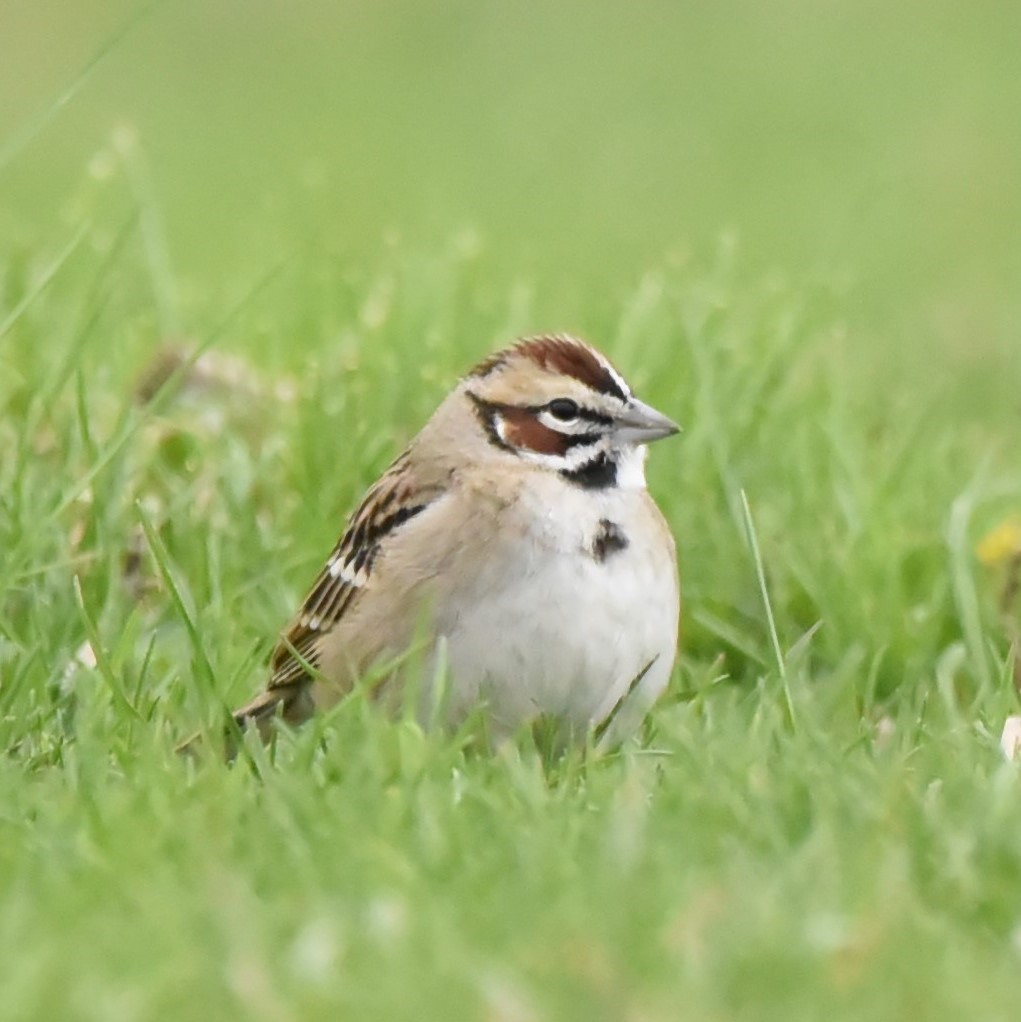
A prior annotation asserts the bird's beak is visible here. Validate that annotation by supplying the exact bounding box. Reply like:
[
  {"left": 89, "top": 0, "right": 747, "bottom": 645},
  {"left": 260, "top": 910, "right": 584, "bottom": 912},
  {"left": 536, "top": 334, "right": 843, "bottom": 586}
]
[{"left": 613, "top": 398, "right": 680, "bottom": 445}]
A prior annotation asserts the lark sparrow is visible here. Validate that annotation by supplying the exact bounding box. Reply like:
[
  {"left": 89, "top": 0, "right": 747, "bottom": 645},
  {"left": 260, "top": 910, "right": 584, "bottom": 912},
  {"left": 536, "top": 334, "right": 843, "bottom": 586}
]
[{"left": 222, "top": 335, "right": 680, "bottom": 750}]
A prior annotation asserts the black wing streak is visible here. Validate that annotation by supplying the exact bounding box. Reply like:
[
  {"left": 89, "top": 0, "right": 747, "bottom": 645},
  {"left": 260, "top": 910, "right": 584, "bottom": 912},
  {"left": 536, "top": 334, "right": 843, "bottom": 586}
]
[{"left": 269, "top": 462, "right": 433, "bottom": 688}]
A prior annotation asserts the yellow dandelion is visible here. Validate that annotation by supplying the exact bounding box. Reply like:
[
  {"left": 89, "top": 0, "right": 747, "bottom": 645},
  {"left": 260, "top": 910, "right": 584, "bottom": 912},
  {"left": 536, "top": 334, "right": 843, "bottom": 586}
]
[{"left": 977, "top": 516, "right": 1021, "bottom": 567}]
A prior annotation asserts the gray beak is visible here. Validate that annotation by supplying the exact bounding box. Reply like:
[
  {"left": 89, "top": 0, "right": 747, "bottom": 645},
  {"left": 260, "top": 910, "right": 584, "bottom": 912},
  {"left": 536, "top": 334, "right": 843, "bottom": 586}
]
[{"left": 614, "top": 398, "right": 680, "bottom": 445}]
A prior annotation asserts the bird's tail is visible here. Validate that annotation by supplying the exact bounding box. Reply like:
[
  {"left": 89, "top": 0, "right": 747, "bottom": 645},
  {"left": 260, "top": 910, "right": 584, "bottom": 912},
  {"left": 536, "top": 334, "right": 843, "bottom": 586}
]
[{"left": 176, "top": 682, "right": 313, "bottom": 759}]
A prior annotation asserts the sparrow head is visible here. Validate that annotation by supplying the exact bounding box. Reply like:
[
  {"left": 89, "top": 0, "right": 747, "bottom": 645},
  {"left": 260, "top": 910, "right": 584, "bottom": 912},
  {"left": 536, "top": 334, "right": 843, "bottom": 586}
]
[{"left": 462, "top": 335, "right": 679, "bottom": 489}]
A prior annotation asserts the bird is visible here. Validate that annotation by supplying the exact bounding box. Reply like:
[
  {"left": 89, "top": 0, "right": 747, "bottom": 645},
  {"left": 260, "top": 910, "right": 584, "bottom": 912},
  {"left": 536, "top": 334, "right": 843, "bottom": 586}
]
[{"left": 208, "top": 334, "right": 680, "bottom": 754}]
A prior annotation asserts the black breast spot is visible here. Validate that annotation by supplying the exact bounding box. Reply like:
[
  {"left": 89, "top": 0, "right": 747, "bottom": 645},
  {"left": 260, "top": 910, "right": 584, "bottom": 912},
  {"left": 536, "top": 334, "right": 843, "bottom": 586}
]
[{"left": 592, "top": 518, "right": 628, "bottom": 562}]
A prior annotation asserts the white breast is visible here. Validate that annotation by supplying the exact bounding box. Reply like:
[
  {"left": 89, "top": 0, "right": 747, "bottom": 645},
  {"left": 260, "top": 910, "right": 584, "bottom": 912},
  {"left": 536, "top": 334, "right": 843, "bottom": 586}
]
[{"left": 431, "top": 470, "right": 679, "bottom": 743}]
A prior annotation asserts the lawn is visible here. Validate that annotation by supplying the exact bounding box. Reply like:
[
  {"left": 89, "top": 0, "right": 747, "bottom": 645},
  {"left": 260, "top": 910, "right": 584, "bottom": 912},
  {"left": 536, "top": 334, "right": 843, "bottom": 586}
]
[{"left": 2, "top": 2, "right": 1021, "bottom": 1019}]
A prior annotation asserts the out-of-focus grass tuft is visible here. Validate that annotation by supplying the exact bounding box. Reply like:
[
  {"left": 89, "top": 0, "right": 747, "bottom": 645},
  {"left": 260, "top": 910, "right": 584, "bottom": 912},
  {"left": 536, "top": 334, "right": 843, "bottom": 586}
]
[{"left": 2, "top": 217, "right": 1020, "bottom": 1018}]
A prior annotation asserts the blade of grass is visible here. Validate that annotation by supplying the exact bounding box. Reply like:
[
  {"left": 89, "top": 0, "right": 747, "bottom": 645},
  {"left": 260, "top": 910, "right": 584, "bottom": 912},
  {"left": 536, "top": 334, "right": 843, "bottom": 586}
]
[
  {"left": 72, "top": 575, "right": 143, "bottom": 722},
  {"left": 947, "top": 487, "right": 993, "bottom": 694},
  {"left": 741, "top": 488, "right": 797, "bottom": 728},
  {"left": 136, "top": 500, "right": 216, "bottom": 694},
  {"left": 0, "top": 226, "right": 86, "bottom": 341},
  {"left": 116, "top": 132, "right": 181, "bottom": 336},
  {"left": 0, "top": 0, "right": 162, "bottom": 174}
]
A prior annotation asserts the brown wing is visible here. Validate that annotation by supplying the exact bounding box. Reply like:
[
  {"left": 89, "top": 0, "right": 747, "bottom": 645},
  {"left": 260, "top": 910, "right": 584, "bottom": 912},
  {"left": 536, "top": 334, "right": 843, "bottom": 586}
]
[{"left": 268, "top": 452, "right": 440, "bottom": 689}]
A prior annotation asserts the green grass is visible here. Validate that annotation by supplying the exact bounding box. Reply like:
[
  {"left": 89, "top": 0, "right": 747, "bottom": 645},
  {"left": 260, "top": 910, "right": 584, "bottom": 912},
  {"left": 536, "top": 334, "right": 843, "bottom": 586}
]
[{"left": 4, "top": 2, "right": 1021, "bottom": 1019}]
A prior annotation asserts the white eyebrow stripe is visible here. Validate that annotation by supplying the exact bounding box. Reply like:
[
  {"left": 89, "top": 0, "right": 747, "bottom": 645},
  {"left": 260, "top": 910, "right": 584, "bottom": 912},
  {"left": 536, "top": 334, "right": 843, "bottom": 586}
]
[{"left": 595, "top": 353, "right": 631, "bottom": 400}]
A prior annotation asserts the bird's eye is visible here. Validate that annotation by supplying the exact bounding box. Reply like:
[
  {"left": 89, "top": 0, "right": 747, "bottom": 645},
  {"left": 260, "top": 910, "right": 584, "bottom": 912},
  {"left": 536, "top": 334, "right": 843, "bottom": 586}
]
[{"left": 547, "top": 398, "right": 580, "bottom": 421}]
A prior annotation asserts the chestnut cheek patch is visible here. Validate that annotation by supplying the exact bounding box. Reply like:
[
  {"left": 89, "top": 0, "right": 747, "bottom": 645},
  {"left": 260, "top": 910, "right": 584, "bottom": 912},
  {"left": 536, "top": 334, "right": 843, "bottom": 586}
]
[{"left": 501, "top": 408, "right": 571, "bottom": 456}]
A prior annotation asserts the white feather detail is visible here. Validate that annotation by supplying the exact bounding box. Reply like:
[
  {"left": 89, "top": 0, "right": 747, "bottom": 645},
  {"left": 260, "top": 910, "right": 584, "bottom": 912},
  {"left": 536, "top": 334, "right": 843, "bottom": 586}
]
[{"left": 327, "top": 556, "right": 368, "bottom": 587}]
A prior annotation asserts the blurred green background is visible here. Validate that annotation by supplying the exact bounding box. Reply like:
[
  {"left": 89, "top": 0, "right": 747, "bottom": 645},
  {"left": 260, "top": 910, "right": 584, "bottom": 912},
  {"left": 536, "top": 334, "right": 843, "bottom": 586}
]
[
  {"left": 6, "top": 7, "right": 1021, "bottom": 1019},
  {"left": 3, "top": 0, "right": 1020, "bottom": 342}
]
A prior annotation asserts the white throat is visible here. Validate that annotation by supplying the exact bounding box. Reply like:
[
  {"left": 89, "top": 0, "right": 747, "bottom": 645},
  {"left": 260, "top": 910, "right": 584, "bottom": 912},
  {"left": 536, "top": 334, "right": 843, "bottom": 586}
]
[{"left": 615, "top": 445, "right": 649, "bottom": 490}]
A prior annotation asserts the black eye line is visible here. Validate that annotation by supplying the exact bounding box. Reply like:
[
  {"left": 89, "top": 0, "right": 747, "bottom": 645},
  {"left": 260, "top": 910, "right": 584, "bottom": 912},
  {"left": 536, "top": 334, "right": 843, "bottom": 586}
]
[
  {"left": 560, "top": 431, "right": 604, "bottom": 449},
  {"left": 533, "top": 403, "right": 614, "bottom": 427}
]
